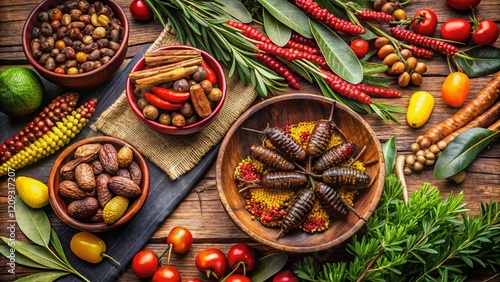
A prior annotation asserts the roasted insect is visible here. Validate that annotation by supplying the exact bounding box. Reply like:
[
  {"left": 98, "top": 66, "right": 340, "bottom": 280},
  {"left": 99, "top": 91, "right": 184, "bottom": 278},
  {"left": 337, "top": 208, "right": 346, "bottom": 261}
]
[
  {"left": 277, "top": 188, "right": 315, "bottom": 239},
  {"left": 249, "top": 144, "right": 295, "bottom": 171},
  {"left": 321, "top": 167, "right": 371, "bottom": 189},
  {"left": 315, "top": 182, "right": 366, "bottom": 221},
  {"left": 261, "top": 171, "right": 308, "bottom": 190},
  {"left": 313, "top": 142, "right": 357, "bottom": 172},
  {"left": 306, "top": 103, "right": 336, "bottom": 157},
  {"left": 263, "top": 127, "right": 307, "bottom": 161}
]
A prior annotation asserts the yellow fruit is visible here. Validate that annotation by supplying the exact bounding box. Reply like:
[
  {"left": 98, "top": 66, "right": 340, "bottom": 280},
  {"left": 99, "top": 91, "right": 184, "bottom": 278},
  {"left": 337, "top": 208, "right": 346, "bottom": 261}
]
[
  {"left": 407, "top": 91, "right": 435, "bottom": 128},
  {"left": 0, "top": 67, "right": 44, "bottom": 117},
  {"left": 15, "top": 176, "right": 49, "bottom": 208},
  {"left": 102, "top": 196, "right": 129, "bottom": 224}
]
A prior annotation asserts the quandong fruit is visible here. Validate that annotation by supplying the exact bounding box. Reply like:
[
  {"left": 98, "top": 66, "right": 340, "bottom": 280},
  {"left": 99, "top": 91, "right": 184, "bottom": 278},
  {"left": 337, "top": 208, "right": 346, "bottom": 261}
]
[
  {"left": 0, "top": 98, "right": 97, "bottom": 176},
  {"left": 0, "top": 93, "right": 79, "bottom": 164}
]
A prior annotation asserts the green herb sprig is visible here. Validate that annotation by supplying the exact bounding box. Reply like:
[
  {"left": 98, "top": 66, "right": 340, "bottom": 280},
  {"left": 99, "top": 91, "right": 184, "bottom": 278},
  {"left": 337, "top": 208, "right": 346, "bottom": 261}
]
[
  {"left": 0, "top": 196, "right": 90, "bottom": 282},
  {"left": 293, "top": 174, "right": 500, "bottom": 281}
]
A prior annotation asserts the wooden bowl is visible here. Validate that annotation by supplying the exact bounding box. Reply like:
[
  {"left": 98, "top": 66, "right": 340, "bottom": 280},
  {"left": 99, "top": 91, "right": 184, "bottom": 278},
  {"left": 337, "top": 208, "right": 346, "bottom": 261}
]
[
  {"left": 48, "top": 136, "right": 150, "bottom": 232},
  {"left": 22, "top": 0, "right": 129, "bottom": 88},
  {"left": 216, "top": 93, "right": 385, "bottom": 253},
  {"left": 126, "top": 45, "right": 227, "bottom": 135}
]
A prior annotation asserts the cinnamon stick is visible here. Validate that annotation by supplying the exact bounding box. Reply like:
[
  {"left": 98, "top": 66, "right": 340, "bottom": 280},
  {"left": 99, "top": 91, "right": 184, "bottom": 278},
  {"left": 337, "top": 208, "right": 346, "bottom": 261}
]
[
  {"left": 135, "top": 66, "right": 199, "bottom": 86},
  {"left": 129, "top": 57, "right": 202, "bottom": 83},
  {"left": 145, "top": 49, "right": 200, "bottom": 57}
]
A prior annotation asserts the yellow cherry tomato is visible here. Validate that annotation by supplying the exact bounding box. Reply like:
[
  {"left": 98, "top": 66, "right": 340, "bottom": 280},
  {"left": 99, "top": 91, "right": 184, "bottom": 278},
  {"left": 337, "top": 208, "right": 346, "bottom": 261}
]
[
  {"left": 441, "top": 72, "right": 470, "bottom": 107},
  {"left": 70, "top": 231, "right": 120, "bottom": 265},
  {"left": 407, "top": 91, "right": 434, "bottom": 128}
]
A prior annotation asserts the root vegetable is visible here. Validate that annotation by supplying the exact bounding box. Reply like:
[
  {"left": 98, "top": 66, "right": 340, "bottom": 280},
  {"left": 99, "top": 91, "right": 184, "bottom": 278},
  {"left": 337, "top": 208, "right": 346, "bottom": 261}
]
[{"left": 416, "top": 71, "right": 500, "bottom": 148}]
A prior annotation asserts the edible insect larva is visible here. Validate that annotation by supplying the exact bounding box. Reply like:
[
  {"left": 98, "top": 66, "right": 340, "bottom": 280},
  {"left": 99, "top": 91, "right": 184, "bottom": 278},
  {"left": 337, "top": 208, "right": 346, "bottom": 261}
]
[
  {"left": 313, "top": 142, "right": 357, "bottom": 172},
  {"left": 249, "top": 144, "right": 295, "bottom": 171},
  {"left": 314, "top": 182, "right": 347, "bottom": 218},
  {"left": 261, "top": 171, "right": 308, "bottom": 190},
  {"left": 277, "top": 188, "right": 315, "bottom": 239},
  {"left": 263, "top": 127, "right": 307, "bottom": 161},
  {"left": 322, "top": 167, "right": 371, "bottom": 189},
  {"left": 306, "top": 103, "right": 336, "bottom": 157}
]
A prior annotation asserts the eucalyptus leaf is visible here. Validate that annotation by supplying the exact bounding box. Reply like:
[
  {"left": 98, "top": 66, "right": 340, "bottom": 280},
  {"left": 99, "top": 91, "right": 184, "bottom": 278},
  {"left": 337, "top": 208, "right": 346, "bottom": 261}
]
[
  {"left": 383, "top": 137, "right": 397, "bottom": 176},
  {"left": 14, "top": 271, "right": 69, "bottom": 282},
  {"left": 249, "top": 253, "right": 288, "bottom": 282},
  {"left": 219, "top": 0, "right": 253, "bottom": 23},
  {"left": 310, "top": 20, "right": 363, "bottom": 84},
  {"left": 0, "top": 236, "right": 69, "bottom": 272},
  {"left": 0, "top": 244, "right": 48, "bottom": 269},
  {"left": 452, "top": 46, "right": 500, "bottom": 78},
  {"left": 50, "top": 229, "right": 70, "bottom": 265},
  {"left": 263, "top": 9, "right": 292, "bottom": 47},
  {"left": 14, "top": 195, "right": 51, "bottom": 247},
  {"left": 256, "top": 0, "right": 312, "bottom": 38},
  {"left": 434, "top": 128, "right": 499, "bottom": 179},
  {"left": 361, "top": 61, "right": 388, "bottom": 75}
]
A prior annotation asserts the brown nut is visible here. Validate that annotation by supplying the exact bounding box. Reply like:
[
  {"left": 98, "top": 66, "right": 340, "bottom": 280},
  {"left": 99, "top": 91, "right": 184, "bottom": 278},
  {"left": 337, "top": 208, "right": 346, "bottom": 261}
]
[
  {"left": 405, "top": 57, "right": 417, "bottom": 69},
  {"left": 75, "top": 163, "right": 96, "bottom": 191},
  {"left": 91, "top": 159, "right": 104, "bottom": 175},
  {"left": 410, "top": 72, "right": 423, "bottom": 86},
  {"left": 107, "top": 176, "right": 142, "bottom": 198},
  {"left": 400, "top": 49, "right": 413, "bottom": 59},
  {"left": 89, "top": 208, "right": 104, "bottom": 223},
  {"left": 60, "top": 157, "right": 83, "bottom": 180},
  {"left": 59, "top": 180, "right": 95, "bottom": 199},
  {"left": 391, "top": 61, "right": 406, "bottom": 75},
  {"left": 414, "top": 62, "right": 428, "bottom": 74},
  {"left": 117, "top": 145, "right": 134, "bottom": 167},
  {"left": 74, "top": 143, "right": 102, "bottom": 162},
  {"left": 99, "top": 143, "right": 119, "bottom": 175},
  {"left": 117, "top": 168, "right": 131, "bottom": 178},
  {"left": 67, "top": 197, "right": 99, "bottom": 219},
  {"left": 374, "top": 37, "right": 390, "bottom": 49},
  {"left": 382, "top": 53, "right": 399, "bottom": 67},
  {"left": 377, "top": 44, "right": 395, "bottom": 59},
  {"left": 96, "top": 173, "right": 113, "bottom": 208},
  {"left": 128, "top": 161, "right": 142, "bottom": 186},
  {"left": 398, "top": 72, "right": 411, "bottom": 87}
]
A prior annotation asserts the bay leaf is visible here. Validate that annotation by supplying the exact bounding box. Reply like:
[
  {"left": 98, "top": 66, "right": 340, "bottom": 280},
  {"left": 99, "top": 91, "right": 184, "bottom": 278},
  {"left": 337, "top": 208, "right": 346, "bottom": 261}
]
[
  {"left": 452, "top": 46, "right": 500, "bottom": 78},
  {"left": 310, "top": 20, "right": 363, "bottom": 84},
  {"left": 434, "top": 128, "right": 499, "bottom": 179},
  {"left": 383, "top": 136, "right": 397, "bottom": 176},
  {"left": 13, "top": 271, "right": 68, "bottom": 282},
  {"left": 361, "top": 61, "right": 388, "bottom": 75},
  {"left": 256, "top": 0, "right": 312, "bottom": 38},
  {"left": 263, "top": 9, "right": 292, "bottom": 47},
  {"left": 14, "top": 195, "right": 51, "bottom": 247},
  {"left": 0, "top": 244, "right": 48, "bottom": 269},
  {"left": 219, "top": 0, "right": 253, "bottom": 23},
  {"left": 50, "top": 229, "right": 70, "bottom": 265},
  {"left": 249, "top": 253, "right": 288, "bottom": 282}
]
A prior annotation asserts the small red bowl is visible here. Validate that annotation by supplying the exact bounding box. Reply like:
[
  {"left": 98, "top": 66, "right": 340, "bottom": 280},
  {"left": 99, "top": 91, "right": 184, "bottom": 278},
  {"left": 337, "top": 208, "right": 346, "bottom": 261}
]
[
  {"left": 22, "top": 0, "right": 129, "bottom": 88},
  {"left": 126, "top": 45, "right": 227, "bottom": 135}
]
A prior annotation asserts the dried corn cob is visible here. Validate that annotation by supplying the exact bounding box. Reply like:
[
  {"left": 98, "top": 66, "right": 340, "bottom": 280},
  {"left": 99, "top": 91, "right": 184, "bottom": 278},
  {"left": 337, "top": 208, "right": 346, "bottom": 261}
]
[
  {"left": 0, "top": 93, "right": 79, "bottom": 164},
  {"left": 0, "top": 98, "right": 97, "bottom": 176}
]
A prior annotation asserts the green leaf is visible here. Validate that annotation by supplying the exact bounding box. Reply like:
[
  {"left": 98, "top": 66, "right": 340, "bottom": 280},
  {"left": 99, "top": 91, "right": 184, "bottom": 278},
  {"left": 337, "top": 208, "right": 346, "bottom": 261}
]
[
  {"left": 361, "top": 61, "right": 388, "bottom": 75},
  {"left": 15, "top": 195, "right": 51, "bottom": 247},
  {"left": 14, "top": 271, "right": 69, "bottom": 282},
  {"left": 50, "top": 229, "right": 70, "bottom": 265},
  {"left": 219, "top": 0, "right": 253, "bottom": 23},
  {"left": 256, "top": 0, "right": 312, "bottom": 38},
  {"left": 434, "top": 128, "right": 499, "bottom": 179},
  {"left": 263, "top": 9, "right": 291, "bottom": 47},
  {"left": 249, "top": 253, "right": 288, "bottom": 282},
  {"left": 0, "top": 244, "right": 48, "bottom": 269},
  {"left": 0, "top": 236, "right": 69, "bottom": 272},
  {"left": 452, "top": 46, "right": 500, "bottom": 78},
  {"left": 310, "top": 20, "right": 363, "bottom": 84},
  {"left": 383, "top": 137, "right": 397, "bottom": 177}
]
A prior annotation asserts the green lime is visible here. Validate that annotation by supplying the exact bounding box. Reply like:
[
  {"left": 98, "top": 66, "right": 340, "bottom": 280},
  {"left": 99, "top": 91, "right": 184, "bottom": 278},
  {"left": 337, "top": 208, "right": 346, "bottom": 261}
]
[{"left": 0, "top": 67, "right": 44, "bottom": 117}]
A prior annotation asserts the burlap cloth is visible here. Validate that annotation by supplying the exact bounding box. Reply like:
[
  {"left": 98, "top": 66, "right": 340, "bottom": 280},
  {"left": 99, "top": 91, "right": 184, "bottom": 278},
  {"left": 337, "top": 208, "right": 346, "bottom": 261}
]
[{"left": 94, "top": 26, "right": 257, "bottom": 180}]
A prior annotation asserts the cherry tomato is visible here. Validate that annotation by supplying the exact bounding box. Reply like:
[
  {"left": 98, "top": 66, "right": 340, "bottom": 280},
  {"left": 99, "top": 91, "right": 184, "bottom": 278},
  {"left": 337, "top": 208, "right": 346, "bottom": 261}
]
[
  {"left": 411, "top": 9, "right": 438, "bottom": 36},
  {"left": 349, "top": 39, "right": 370, "bottom": 58},
  {"left": 195, "top": 248, "right": 227, "bottom": 280},
  {"left": 471, "top": 20, "right": 500, "bottom": 46},
  {"left": 183, "top": 279, "right": 203, "bottom": 282},
  {"left": 227, "top": 243, "right": 256, "bottom": 274},
  {"left": 440, "top": 18, "right": 471, "bottom": 43},
  {"left": 272, "top": 269, "right": 300, "bottom": 282},
  {"left": 130, "top": 0, "right": 153, "bottom": 21},
  {"left": 446, "top": 0, "right": 481, "bottom": 10},
  {"left": 132, "top": 250, "right": 159, "bottom": 278},
  {"left": 152, "top": 266, "right": 182, "bottom": 282},
  {"left": 167, "top": 226, "right": 193, "bottom": 254},
  {"left": 441, "top": 72, "right": 470, "bottom": 107},
  {"left": 226, "top": 274, "right": 252, "bottom": 282}
]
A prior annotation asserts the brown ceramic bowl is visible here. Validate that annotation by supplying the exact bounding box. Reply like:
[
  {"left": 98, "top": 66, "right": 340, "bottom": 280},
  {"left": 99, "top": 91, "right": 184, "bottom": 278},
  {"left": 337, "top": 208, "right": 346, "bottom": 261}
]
[
  {"left": 48, "top": 136, "right": 149, "bottom": 232},
  {"left": 22, "top": 0, "right": 129, "bottom": 88},
  {"left": 126, "top": 45, "right": 226, "bottom": 135},
  {"left": 216, "top": 93, "right": 385, "bottom": 253}
]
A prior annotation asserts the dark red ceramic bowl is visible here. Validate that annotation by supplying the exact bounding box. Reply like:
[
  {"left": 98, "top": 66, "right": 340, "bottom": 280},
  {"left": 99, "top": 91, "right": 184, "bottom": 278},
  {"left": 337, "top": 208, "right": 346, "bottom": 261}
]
[
  {"left": 22, "top": 0, "right": 129, "bottom": 88},
  {"left": 126, "top": 45, "right": 227, "bottom": 135}
]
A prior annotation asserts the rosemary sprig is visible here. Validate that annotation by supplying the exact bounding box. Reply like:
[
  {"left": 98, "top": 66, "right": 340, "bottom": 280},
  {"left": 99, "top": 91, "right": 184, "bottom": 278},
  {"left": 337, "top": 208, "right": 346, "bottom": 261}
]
[{"left": 293, "top": 174, "right": 500, "bottom": 281}]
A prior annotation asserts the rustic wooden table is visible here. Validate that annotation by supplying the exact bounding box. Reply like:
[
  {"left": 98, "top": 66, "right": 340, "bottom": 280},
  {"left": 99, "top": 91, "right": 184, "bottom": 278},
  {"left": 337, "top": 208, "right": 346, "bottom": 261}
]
[{"left": 1, "top": 0, "right": 499, "bottom": 281}]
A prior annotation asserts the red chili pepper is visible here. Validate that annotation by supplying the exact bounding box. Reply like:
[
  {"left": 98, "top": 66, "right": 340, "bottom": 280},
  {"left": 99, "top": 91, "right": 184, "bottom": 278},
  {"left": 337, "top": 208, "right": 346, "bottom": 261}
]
[
  {"left": 144, "top": 93, "right": 183, "bottom": 111},
  {"left": 151, "top": 86, "right": 190, "bottom": 103},
  {"left": 201, "top": 59, "right": 217, "bottom": 84}
]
